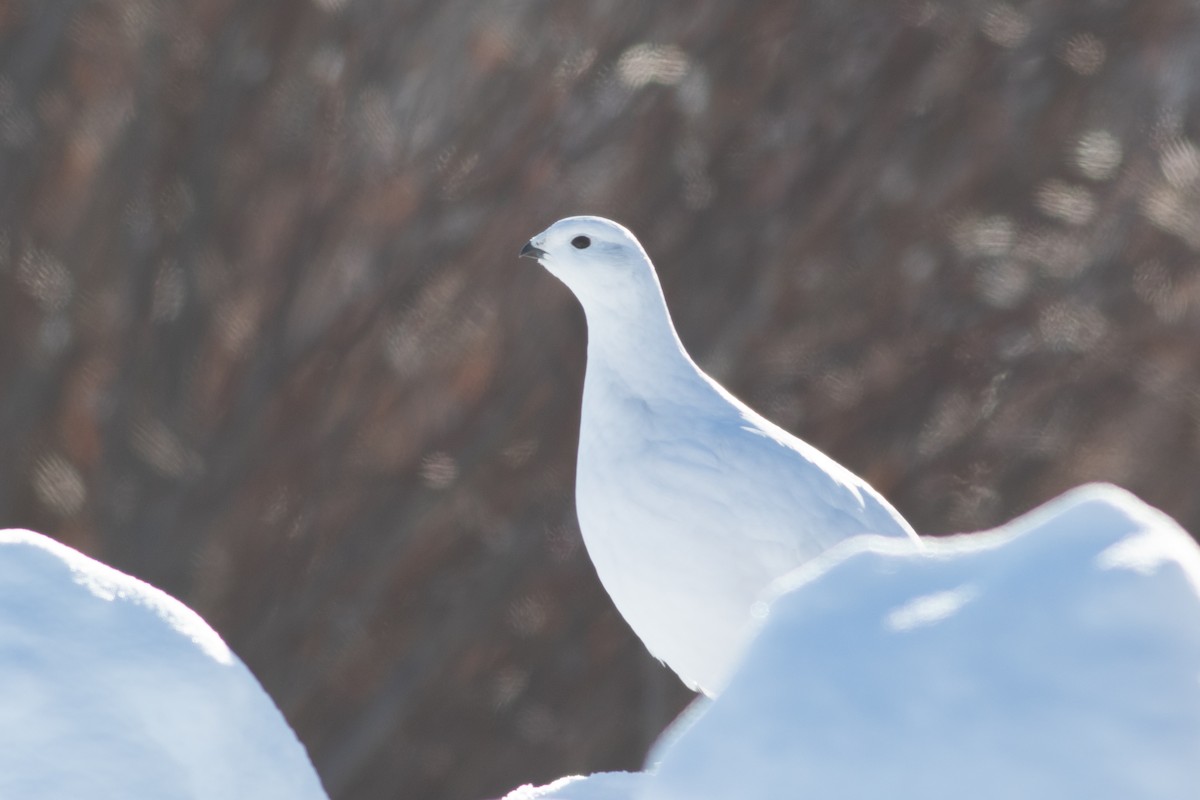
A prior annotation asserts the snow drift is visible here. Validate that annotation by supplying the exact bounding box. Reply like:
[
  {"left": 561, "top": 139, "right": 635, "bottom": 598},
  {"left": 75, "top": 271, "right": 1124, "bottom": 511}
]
[
  {"left": 504, "top": 484, "right": 1200, "bottom": 800},
  {"left": 0, "top": 529, "right": 327, "bottom": 800}
]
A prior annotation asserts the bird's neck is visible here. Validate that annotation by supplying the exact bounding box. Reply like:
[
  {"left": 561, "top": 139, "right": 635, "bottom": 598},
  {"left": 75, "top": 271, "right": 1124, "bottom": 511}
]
[{"left": 581, "top": 286, "right": 698, "bottom": 401}]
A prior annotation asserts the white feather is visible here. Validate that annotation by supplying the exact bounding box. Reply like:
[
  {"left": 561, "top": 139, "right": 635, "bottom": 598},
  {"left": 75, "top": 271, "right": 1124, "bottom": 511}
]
[{"left": 523, "top": 216, "right": 918, "bottom": 694}]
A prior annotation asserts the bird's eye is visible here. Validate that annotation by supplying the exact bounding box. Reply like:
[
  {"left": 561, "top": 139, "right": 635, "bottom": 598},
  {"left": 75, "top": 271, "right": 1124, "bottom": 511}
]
[{"left": 571, "top": 235, "right": 591, "bottom": 249}]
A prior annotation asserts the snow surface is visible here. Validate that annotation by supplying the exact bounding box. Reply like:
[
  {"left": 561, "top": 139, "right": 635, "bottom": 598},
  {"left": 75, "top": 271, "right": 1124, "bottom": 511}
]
[
  {"left": 0, "top": 529, "right": 328, "bottom": 800},
  {"left": 645, "top": 483, "right": 1200, "bottom": 799},
  {"left": 506, "top": 483, "right": 1200, "bottom": 800},
  {"left": 522, "top": 216, "right": 917, "bottom": 694}
]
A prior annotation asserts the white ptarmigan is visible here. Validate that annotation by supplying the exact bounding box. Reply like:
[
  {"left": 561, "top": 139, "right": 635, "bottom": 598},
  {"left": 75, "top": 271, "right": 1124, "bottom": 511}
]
[{"left": 521, "top": 216, "right": 919, "bottom": 695}]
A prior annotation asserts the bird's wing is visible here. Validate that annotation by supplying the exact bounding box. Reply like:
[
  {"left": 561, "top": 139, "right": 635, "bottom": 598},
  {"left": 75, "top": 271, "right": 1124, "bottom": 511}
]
[{"left": 631, "top": 392, "right": 914, "bottom": 564}]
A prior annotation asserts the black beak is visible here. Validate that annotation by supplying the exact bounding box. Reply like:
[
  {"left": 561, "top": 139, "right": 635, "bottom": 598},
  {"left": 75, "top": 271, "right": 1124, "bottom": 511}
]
[{"left": 519, "top": 241, "right": 547, "bottom": 261}]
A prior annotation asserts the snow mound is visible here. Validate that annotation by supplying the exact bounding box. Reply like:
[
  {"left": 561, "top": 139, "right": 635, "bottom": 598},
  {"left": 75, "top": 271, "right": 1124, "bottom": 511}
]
[
  {"left": 643, "top": 483, "right": 1200, "bottom": 799},
  {"left": 0, "top": 529, "right": 327, "bottom": 800}
]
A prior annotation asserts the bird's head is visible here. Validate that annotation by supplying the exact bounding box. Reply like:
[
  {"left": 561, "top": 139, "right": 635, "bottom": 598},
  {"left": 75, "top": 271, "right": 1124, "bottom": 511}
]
[{"left": 520, "top": 216, "right": 659, "bottom": 312}]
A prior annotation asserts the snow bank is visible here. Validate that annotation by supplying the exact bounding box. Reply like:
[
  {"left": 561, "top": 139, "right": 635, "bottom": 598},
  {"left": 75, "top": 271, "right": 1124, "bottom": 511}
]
[
  {"left": 504, "top": 483, "right": 1200, "bottom": 800},
  {"left": 644, "top": 483, "right": 1200, "bottom": 799},
  {"left": 0, "top": 529, "right": 327, "bottom": 800}
]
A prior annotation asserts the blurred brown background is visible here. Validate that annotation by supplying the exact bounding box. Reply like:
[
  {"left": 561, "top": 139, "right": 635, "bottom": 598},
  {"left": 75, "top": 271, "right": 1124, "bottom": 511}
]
[{"left": 1, "top": 0, "right": 1198, "bottom": 797}]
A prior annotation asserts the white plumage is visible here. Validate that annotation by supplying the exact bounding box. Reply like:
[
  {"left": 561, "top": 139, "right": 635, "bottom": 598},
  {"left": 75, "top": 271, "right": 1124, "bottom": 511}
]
[{"left": 521, "top": 216, "right": 918, "bottom": 695}]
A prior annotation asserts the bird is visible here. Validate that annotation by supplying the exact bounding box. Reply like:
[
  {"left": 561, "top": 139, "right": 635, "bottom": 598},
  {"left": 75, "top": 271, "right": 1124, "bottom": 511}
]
[{"left": 520, "top": 216, "right": 919, "bottom": 696}]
